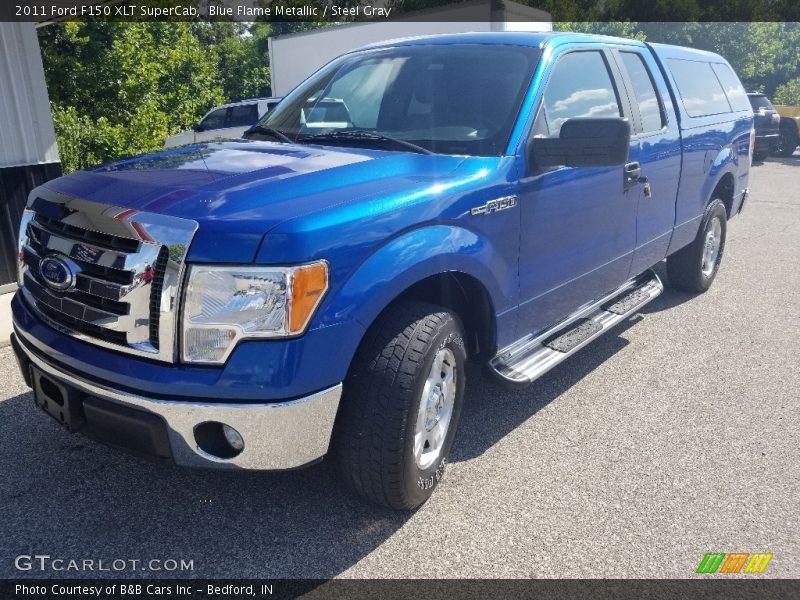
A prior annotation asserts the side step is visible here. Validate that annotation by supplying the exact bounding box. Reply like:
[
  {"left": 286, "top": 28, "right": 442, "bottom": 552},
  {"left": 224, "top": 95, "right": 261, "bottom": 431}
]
[{"left": 490, "top": 271, "right": 663, "bottom": 386}]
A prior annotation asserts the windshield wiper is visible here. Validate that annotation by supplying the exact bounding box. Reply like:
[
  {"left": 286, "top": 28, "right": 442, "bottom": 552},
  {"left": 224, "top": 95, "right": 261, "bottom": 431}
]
[
  {"left": 301, "top": 129, "right": 433, "bottom": 155},
  {"left": 243, "top": 125, "right": 294, "bottom": 144}
]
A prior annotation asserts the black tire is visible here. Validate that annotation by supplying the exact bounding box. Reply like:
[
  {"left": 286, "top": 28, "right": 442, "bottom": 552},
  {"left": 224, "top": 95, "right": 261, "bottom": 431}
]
[
  {"left": 335, "top": 302, "right": 467, "bottom": 510},
  {"left": 667, "top": 198, "right": 728, "bottom": 293},
  {"left": 773, "top": 124, "right": 798, "bottom": 157}
]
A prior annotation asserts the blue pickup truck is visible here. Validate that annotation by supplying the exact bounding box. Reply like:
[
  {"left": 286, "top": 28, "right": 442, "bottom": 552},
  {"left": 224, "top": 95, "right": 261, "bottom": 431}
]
[{"left": 11, "top": 32, "right": 753, "bottom": 509}]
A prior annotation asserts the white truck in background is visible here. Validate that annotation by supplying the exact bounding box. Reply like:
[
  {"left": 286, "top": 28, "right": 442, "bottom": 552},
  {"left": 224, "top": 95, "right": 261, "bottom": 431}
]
[
  {"left": 267, "top": 0, "right": 552, "bottom": 97},
  {"left": 164, "top": 97, "right": 283, "bottom": 148}
]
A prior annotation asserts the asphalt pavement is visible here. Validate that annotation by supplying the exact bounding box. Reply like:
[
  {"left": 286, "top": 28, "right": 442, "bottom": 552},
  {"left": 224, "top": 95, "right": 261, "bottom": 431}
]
[{"left": 0, "top": 155, "right": 798, "bottom": 579}]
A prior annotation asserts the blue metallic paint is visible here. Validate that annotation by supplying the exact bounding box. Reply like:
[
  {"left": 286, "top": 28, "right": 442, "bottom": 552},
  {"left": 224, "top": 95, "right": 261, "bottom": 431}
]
[
  {"left": 647, "top": 42, "right": 752, "bottom": 252},
  {"left": 618, "top": 46, "right": 683, "bottom": 277},
  {"left": 515, "top": 40, "right": 640, "bottom": 334},
  {"left": 14, "top": 32, "right": 753, "bottom": 403},
  {"left": 258, "top": 155, "right": 522, "bottom": 348},
  {"left": 12, "top": 293, "right": 363, "bottom": 401}
]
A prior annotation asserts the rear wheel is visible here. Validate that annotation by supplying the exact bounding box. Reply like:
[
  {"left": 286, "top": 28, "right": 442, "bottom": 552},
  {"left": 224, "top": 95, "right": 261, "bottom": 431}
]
[
  {"left": 667, "top": 198, "right": 727, "bottom": 293},
  {"left": 335, "top": 302, "right": 467, "bottom": 510}
]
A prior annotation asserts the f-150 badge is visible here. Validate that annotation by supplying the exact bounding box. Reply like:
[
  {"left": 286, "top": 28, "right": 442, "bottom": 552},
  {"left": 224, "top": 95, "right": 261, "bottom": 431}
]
[{"left": 470, "top": 196, "right": 517, "bottom": 216}]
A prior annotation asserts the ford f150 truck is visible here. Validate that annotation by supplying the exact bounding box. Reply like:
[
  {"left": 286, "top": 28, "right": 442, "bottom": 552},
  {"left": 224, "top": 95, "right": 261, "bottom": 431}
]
[{"left": 10, "top": 33, "right": 753, "bottom": 510}]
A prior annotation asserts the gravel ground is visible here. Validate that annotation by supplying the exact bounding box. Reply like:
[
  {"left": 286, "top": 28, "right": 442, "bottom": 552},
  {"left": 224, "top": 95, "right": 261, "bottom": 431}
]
[{"left": 0, "top": 156, "right": 797, "bottom": 579}]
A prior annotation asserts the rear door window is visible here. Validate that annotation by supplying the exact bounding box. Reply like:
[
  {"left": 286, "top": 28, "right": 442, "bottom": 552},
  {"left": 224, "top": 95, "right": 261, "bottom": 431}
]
[
  {"left": 711, "top": 63, "right": 751, "bottom": 112},
  {"left": 228, "top": 104, "right": 260, "bottom": 128},
  {"left": 667, "top": 59, "right": 731, "bottom": 117},
  {"left": 539, "top": 51, "right": 622, "bottom": 137},
  {"left": 619, "top": 52, "right": 665, "bottom": 134},
  {"left": 200, "top": 107, "right": 229, "bottom": 130}
]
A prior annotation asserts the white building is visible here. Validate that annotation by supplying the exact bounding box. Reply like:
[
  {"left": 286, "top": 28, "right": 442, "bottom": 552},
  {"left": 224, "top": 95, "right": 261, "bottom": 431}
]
[
  {"left": 268, "top": 0, "right": 551, "bottom": 96},
  {"left": 0, "top": 22, "right": 60, "bottom": 292}
]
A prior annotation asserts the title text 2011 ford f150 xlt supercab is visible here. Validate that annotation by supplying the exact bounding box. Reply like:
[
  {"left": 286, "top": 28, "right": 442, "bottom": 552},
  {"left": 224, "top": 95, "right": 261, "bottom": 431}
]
[{"left": 10, "top": 33, "right": 753, "bottom": 509}]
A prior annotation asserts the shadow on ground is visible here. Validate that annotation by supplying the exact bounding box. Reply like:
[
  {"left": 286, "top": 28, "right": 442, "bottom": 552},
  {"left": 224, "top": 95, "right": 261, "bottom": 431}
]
[
  {"left": 0, "top": 287, "right": 691, "bottom": 579},
  {"left": 763, "top": 154, "right": 800, "bottom": 166},
  {"left": 752, "top": 150, "right": 799, "bottom": 167}
]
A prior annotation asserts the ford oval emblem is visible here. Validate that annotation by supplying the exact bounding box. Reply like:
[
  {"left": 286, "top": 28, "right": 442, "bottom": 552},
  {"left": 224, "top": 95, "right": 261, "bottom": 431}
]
[{"left": 40, "top": 255, "right": 76, "bottom": 292}]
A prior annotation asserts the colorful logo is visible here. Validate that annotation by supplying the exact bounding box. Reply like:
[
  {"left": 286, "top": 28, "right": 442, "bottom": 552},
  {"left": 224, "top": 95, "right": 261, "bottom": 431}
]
[{"left": 696, "top": 552, "right": 773, "bottom": 574}]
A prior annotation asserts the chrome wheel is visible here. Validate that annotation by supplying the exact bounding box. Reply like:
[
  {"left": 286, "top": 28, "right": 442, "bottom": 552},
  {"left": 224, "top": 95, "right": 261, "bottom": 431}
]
[
  {"left": 701, "top": 216, "right": 723, "bottom": 277},
  {"left": 414, "top": 347, "right": 457, "bottom": 470}
]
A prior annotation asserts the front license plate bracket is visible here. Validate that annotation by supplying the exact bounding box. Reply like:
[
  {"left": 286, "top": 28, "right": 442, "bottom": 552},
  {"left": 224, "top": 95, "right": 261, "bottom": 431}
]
[{"left": 30, "top": 367, "right": 86, "bottom": 432}]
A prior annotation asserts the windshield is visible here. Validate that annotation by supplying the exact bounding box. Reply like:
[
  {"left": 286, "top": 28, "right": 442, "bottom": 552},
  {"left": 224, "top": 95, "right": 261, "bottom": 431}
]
[{"left": 253, "top": 44, "right": 540, "bottom": 156}]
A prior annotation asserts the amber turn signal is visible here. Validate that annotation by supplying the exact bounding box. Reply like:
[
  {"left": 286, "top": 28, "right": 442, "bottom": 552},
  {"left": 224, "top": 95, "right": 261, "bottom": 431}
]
[{"left": 289, "top": 262, "right": 329, "bottom": 333}]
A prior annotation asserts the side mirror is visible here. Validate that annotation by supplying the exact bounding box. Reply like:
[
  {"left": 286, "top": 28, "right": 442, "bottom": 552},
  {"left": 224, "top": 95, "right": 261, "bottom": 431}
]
[
  {"left": 529, "top": 118, "right": 631, "bottom": 170},
  {"left": 191, "top": 122, "right": 203, "bottom": 132}
]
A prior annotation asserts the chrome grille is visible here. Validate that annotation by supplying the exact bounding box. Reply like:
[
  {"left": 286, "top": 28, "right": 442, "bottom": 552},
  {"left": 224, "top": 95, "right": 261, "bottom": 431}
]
[
  {"left": 33, "top": 213, "right": 142, "bottom": 254},
  {"left": 17, "top": 189, "right": 198, "bottom": 362}
]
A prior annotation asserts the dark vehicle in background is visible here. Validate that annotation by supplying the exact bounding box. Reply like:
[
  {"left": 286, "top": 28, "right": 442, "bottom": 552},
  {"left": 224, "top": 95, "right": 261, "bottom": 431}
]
[
  {"left": 773, "top": 104, "right": 799, "bottom": 157},
  {"left": 748, "top": 93, "right": 780, "bottom": 160}
]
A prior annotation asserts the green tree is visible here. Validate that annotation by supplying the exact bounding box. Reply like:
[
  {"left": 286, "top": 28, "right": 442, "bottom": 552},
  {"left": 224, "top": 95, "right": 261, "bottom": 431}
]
[
  {"left": 109, "top": 23, "right": 225, "bottom": 153},
  {"left": 215, "top": 22, "right": 273, "bottom": 100},
  {"left": 40, "top": 20, "right": 286, "bottom": 172},
  {"left": 775, "top": 78, "right": 800, "bottom": 105},
  {"left": 50, "top": 104, "right": 126, "bottom": 172}
]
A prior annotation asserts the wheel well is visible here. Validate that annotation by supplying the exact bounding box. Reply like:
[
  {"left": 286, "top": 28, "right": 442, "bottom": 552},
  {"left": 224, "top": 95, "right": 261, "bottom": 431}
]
[
  {"left": 713, "top": 173, "right": 735, "bottom": 217},
  {"left": 388, "top": 272, "right": 497, "bottom": 359}
]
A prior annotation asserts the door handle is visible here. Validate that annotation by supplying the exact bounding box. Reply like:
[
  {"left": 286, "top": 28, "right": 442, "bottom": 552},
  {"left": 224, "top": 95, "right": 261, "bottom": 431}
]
[
  {"left": 623, "top": 162, "right": 652, "bottom": 197},
  {"left": 623, "top": 162, "right": 641, "bottom": 189}
]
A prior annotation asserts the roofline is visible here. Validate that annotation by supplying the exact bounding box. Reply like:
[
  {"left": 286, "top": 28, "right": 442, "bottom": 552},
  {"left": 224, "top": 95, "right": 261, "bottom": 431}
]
[{"left": 352, "top": 31, "right": 648, "bottom": 54}]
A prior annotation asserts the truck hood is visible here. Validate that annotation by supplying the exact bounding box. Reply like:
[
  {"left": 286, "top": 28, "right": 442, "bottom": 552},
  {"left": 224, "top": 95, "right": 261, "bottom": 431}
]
[{"left": 41, "top": 140, "right": 470, "bottom": 261}]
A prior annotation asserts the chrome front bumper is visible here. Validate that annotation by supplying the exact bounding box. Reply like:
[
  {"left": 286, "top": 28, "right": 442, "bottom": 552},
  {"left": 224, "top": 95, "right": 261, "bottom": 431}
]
[{"left": 12, "top": 326, "right": 342, "bottom": 470}]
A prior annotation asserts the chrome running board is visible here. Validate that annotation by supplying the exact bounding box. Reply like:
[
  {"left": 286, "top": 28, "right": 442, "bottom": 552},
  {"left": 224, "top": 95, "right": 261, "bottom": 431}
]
[{"left": 490, "top": 271, "right": 663, "bottom": 387}]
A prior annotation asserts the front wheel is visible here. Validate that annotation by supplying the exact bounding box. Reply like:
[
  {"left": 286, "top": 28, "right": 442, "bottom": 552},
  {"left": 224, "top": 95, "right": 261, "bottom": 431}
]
[
  {"left": 667, "top": 198, "right": 728, "bottom": 293},
  {"left": 773, "top": 125, "right": 798, "bottom": 157},
  {"left": 335, "top": 302, "right": 467, "bottom": 510}
]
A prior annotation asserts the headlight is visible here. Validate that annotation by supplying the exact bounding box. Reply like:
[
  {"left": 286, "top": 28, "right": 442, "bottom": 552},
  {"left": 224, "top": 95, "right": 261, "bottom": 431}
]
[{"left": 181, "top": 261, "right": 329, "bottom": 364}]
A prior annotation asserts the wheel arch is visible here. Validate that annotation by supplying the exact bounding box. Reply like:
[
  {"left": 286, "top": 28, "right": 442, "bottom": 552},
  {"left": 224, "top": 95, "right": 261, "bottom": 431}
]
[
  {"left": 384, "top": 271, "right": 497, "bottom": 359},
  {"left": 711, "top": 171, "right": 736, "bottom": 217},
  {"left": 328, "top": 224, "right": 509, "bottom": 371}
]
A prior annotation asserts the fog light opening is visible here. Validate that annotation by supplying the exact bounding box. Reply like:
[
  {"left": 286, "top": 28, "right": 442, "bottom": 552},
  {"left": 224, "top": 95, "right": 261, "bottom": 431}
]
[
  {"left": 222, "top": 424, "right": 245, "bottom": 451},
  {"left": 194, "top": 422, "right": 245, "bottom": 459}
]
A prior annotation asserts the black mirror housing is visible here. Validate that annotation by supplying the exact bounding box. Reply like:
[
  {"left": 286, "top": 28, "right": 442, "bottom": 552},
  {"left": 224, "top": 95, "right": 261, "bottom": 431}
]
[
  {"left": 530, "top": 118, "right": 631, "bottom": 170},
  {"left": 191, "top": 123, "right": 203, "bottom": 132}
]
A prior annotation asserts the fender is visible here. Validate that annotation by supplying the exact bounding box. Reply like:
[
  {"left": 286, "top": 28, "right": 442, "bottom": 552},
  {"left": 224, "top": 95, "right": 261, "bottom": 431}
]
[
  {"left": 701, "top": 147, "right": 737, "bottom": 208},
  {"left": 323, "top": 223, "right": 514, "bottom": 339},
  {"left": 669, "top": 145, "right": 739, "bottom": 254}
]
